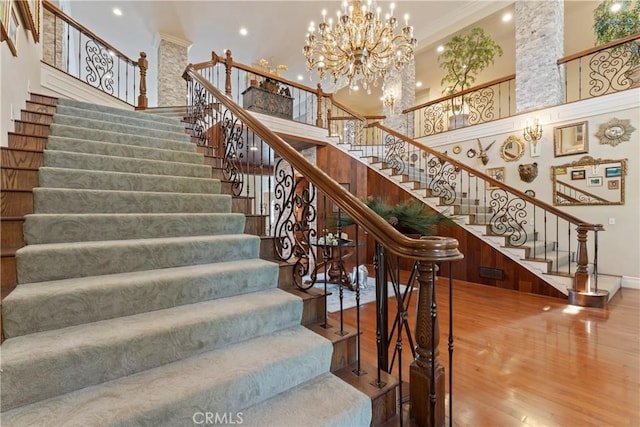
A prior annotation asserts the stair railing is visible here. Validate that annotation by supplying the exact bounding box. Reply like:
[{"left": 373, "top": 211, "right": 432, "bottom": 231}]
[
  {"left": 343, "top": 120, "right": 605, "bottom": 296},
  {"left": 41, "top": 0, "right": 147, "bottom": 108},
  {"left": 184, "top": 64, "right": 464, "bottom": 427},
  {"left": 558, "top": 33, "right": 640, "bottom": 103}
]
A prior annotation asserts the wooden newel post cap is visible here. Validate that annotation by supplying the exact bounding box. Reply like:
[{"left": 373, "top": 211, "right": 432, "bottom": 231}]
[{"left": 418, "top": 236, "right": 464, "bottom": 262}]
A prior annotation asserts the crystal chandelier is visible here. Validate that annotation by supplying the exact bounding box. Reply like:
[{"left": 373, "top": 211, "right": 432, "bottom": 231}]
[{"left": 303, "top": 0, "right": 416, "bottom": 92}]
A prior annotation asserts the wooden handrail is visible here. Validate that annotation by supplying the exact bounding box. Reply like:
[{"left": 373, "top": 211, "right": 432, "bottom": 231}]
[
  {"left": 184, "top": 65, "right": 463, "bottom": 263},
  {"left": 325, "top": 94, "right": 367, "bottom": 123},
  {"left": 558, "top": 33, "right": 640, "bottom": 64},
  {"left": 42, "top": 1, "right": 137, "bottom": 65},
  {"left": 403, "top": 74, "right": 516, "bottom": 114},
  {"left": 371, "top": 121, "right": 600, "bottom": 228}
]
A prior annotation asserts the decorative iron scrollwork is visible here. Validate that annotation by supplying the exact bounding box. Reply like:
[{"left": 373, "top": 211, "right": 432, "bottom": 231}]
[
  {"left": 426, "top": 156, "right": 458, "bottom": 205},
  {"left": 589, "top": 46, "right": 633, "bottom": 97},
  {"left": 423, "top": 103, "right": 446, "bottom": 136},
  {"left": 273, "top": 159, "right": 317, "bottom": 290},
  {"left": 189, "top": 83, "right": 209, "bottom": 145},
  {"left": 467, "top": 87, "right": 495, "bottom": 125},
  {"left": 384, "top": 133, "right": 406, "bottom": 175},
  {"left": 220, "top": 110, "right": 245, "bottom": 196},
  {"left": 488, "top": 189, "right": 528, "bottom": 246},
  {"left": 85, "top": 40, "right": 114, "bottom": 94}
]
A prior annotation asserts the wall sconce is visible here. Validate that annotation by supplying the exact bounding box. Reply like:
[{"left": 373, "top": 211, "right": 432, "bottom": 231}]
[
  {"left": 382, "top": 93, "right": 395, "bottom": 110},
  {"left": 523, "top": 117, "right": 543, "bottom": 144}
]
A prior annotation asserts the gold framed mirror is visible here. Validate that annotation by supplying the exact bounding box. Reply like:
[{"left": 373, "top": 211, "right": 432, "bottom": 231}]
[
  {"left": 554, "top": 121, "right": 588, "bottom": 157},
  {"left": 551, "top": 156, "right": 627, "bottom": 206},
  {"left": 500, "top": 135, "right": 525, "bottom": 162}
]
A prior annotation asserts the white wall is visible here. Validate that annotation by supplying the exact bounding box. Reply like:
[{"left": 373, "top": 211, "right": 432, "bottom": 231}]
[
  {"left": 1, "top": 4, "right": 43, "bottom": 147},
  {"left": 419, "top": 89, "right": 640, "bottom": 285}
]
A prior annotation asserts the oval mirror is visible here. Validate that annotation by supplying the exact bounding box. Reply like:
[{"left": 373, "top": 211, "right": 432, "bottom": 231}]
[{"left": 500, "top": 135, "right": 525, "bottom": 162}]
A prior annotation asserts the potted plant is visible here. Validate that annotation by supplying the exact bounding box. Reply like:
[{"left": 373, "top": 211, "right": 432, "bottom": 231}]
[
  {"left": 593, "top": 0, "right": 640, "bottom": 87},
  {"left": 438, "top": 27, "right": 503, "bottom": 129}
]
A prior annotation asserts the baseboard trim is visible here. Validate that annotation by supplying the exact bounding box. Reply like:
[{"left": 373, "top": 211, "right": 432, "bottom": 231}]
[{"left": 621, "top": 276, "right": 640, "bottom": 289}]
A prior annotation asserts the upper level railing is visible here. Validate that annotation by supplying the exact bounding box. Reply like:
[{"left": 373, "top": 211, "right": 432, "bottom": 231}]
[
  {"left": 41, "top": 1, "right": 147, "bottom": 108},
  {"left": 404, "top": 74, "right": 516, "bottom": 139},
  {"left": 558, "top": 33, "right": 640, "bottom": 103}
]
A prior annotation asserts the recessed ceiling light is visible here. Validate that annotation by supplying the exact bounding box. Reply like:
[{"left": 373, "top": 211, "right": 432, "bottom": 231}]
[
  {"left": 416, "top": 81, "right": 423, "bottom": 88},
  {"left": 112, "top": 8, "right": 122, "bottom": 16},
  {"left": 297, "top": 75, "right": 304, "bottom": 81},
  {"left": 502, "top": 12, "right": 512, "bottom": 22},
  {"left": 239, "top": 27, "right": 248, "bottom": 36},
  {"left": 610, "top": 3, "right": 622, "bottom": 12},
  {"left": 436, "top": 45, "right": 444, "bottom": 53}
]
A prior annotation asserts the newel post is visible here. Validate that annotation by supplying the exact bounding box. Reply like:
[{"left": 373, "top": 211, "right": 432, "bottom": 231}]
[
  {"left": 224, "top": 49, "right": 233, "bottom": 97},
  {"left": 569, "top": 223, "right": 607, "bottom": 308},
  {"left": 136, "top": 52, "right": 148, "bottom": 110},
  {"left": 410, "top": 260, "right": 445, "bottom": 427},
  {"left": 316, "top": 83, "right": 324, "bottom": 127}
]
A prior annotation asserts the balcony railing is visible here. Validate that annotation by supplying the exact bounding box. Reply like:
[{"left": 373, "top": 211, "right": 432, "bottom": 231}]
[
  {"left": 558, "top": 33, "right": 640, "bottom": 103},
  {"left": 41, "top": 0, "right": 147, "bottom": 108}
]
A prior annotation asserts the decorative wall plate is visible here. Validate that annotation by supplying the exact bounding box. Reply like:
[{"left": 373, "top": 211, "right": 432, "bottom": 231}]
[
  {"left": 524, "top": 189, "right": 536, "bottom": 198},
  {"left": 466, "top": 148, "right": 476, "bottom": 158},
  {"left": 453, "top": 145, "right": 462, "bottom": 154}
]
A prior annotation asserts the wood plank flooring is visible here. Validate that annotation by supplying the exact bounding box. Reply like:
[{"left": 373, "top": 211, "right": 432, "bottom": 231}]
[{"left": 329, "top": 278, "right": 640, "bottom": 427}]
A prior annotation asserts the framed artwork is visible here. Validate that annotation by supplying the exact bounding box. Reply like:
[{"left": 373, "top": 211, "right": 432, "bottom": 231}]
[
  {"left": 4, "top": 0, "right": 18, "bottom": 56},
  {"left": 554, "top": 121, "right": 588, "bottom": 157},
  {"left": 608, "top": 180, "right": 619, "bottom": 190},
  {"left": 587, "top": 176, "right": 603, "bottom": 187},
  {"left": 0, "top": 0, "right": 6, "bottom": 42},
  {"left": 17, "top": 0, "right": 39, "bottom": 42},
  {"left": 486, "top": 167, "right": 505, "bottom": 188},
  {"left": 571, "top": 169, "right": 586, "bottom": 180},
  {"left": 555, "top": 166, "right": 567, "bottom": 175},
  {"left": 605, "top": 166, "right": 622, "bottom": 178}
]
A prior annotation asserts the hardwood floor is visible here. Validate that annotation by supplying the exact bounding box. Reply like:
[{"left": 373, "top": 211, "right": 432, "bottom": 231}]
[{"left": 329, "top": 278, "right": 640, "bottom": 427}]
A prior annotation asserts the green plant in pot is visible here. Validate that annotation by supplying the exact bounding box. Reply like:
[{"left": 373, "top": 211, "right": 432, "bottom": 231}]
[
  {"left": 593, "top": 0, "right": 640, "bottom": 87},
  {"left": 336, "top": 198, "right": 456, "bottom": 237},
  {"left": 438, "top": 27, "right": 503, "bottom": 129}
]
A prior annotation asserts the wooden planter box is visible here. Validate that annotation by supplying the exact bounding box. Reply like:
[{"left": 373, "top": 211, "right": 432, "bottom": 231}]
[{"left": 242, "top": 86, "right": 293, "bottom": 120}]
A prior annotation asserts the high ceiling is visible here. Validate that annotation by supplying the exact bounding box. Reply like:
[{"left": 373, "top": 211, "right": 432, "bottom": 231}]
[{"left": 67, "top": 1, "right": 600, "bottom": 115}]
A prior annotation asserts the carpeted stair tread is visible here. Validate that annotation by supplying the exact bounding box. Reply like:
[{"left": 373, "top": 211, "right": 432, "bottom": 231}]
[
  {"left": 44, "top": 150, "right": 212, "bottom": 178},
  {"left": 3, "top": 259, "right": 279, "bottom": 337},
  {"left": 1, "top": 326, "right": 333, "bottom": 426},
  {"left": 16, "top": 234, "right": 260, "bottom": 283},
  {"left": 240, "top": 372, "right": 372, "bottom": 426},
  {"left": 38, "top": 167, "right": 220, "bottom": 194},
  {"left": 55, "top": 104, "right": 187, "bottom": 133},
  {"left": 0, "top": 289, "right": 304, "bottom": 411},
  {"left": 50, "top": 123, "right": 196, "bottom": 153},
  {"left": 23, "top": 212, "right": 245, "bottom": 244},
  {"left": 47, "top": 136, "right": 204, "bottom": 164},
  {"left": 33, "top": 188, "right": 230, "bottom": 214},
  {"left": 53, "top": 113, "right": 191, "bottom": 142},
  {"left": 57, "top": 98, "right": 183, "bottom": 126}
]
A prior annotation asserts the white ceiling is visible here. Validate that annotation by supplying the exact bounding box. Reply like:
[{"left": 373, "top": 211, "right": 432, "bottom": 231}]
[{"left": 67, "top": 1, "right": 600, "bottom": 115}]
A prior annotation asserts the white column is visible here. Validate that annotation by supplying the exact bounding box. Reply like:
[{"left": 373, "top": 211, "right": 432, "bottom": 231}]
[
  {"left": 515, "top": 0, "right": 565, "bottom": 113},
  {"left": 154, "top": 32, "right": 191, "bottom": 107}
]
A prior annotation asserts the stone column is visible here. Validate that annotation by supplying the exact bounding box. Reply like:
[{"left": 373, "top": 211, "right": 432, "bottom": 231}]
[
  {"left": 383, "top": 60, "right": 415, "bottom": 137},
  {"left": 515, "top": 0, "right": 565, "bottom": 113},
  {"left": 154, "top": 32, "right": 191, "bottom": 107},
  {"left": 42, "top": 6, "right": 65, "bottom": 70}
]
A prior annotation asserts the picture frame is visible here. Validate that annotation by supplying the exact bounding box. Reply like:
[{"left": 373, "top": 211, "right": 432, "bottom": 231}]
[
  {"left": 587, "top": 176, "right": 603, "bottom": 187},
  {"left": 571, "top": 169, "right": 586, "bottom": 180},
  {"left": 608, "top": 180, "right": 619, "bottom": 190},
  {"left": 554, "top": 121, "right": 588, "bottom": 157},
  {"left": 17, "top": 0, "right": 39, "bottom": 42},
  {"left": 486, "top": 167, "right": 505, "bottom": 188},
  {"left": 0, "top": 0, "right": 6, "bottom": 42},
  {"left": 554, "top": 166, "right": 567, "bottom": 175},
  {"left": 605, "top": 166, "right": 622, "bottom": 178},
  {"left": 5, "top": 0, "right": 18, "bottom": 56}
]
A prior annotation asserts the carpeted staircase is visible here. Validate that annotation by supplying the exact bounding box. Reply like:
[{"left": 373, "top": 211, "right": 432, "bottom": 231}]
[{"left": 0, "top": 98, "right": 372, "bottom": 426}]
